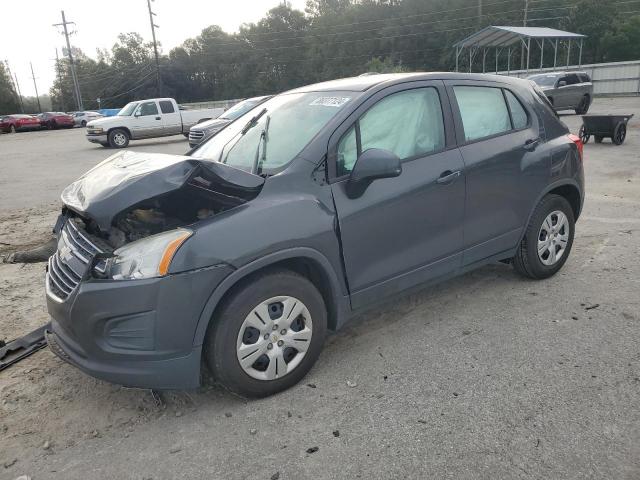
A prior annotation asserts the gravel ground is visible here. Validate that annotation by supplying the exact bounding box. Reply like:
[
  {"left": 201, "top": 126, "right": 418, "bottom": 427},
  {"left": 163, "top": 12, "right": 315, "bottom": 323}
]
[{"left": 0, "top": 99, "right": 639, "bottom": 480}]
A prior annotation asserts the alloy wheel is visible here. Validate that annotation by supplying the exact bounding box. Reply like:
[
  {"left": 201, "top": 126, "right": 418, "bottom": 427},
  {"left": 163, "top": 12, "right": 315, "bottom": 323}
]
[
  {"left": 537, "top": 210, "right": 570, "bottom": 266},
  {"left": 236, "top": 295, "right": 313, "bottom": 381},
  {"left": 113, "top": 132, "right": 127, "bottom": 146}
]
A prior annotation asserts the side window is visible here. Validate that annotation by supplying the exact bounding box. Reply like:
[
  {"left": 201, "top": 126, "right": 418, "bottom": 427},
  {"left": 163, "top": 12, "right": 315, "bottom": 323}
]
[
  {"left": 504, "top": 90, "right": 528, "bottom": 130},
  {"left": 159, "top": 100, "right": 174, "bottom": 114},
  {"left": 337, "top": 87, "right": 445, "bottom": 176},
  {"left": 453, "top": 86, "right": 511, "bottom": 141},
  {"left": 566, "top": 74, "right": 580, "bottom": 85},
  {"left": 139, "top": 101, "right": 158, "bottom": 116}
]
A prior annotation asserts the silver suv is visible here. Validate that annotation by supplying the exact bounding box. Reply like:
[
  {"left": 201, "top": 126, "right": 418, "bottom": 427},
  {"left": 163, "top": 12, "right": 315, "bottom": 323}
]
[{"left": 528, "top": 71, "right": 593, "bottom": 114}]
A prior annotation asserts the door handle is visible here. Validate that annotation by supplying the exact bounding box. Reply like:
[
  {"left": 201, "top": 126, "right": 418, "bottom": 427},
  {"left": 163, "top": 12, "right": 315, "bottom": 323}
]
[
  {"left": 155, "top": 116, "right": 161, "bottom": 120},
  {"left": 436, "top": 170, "right": 461, "bottom": 185},
  {"left": 524, "top": 137, "right": 540, "bottom": 151}
]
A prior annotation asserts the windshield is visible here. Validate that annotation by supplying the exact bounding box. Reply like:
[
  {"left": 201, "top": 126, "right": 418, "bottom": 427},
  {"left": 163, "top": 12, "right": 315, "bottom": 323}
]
[
  {"left": 192, "top": 91, "right": 353, "bottom": 175},
  {"left": 118, "top": 102, "right": 139, "bottom": 116},
  {"left": 528, "top": 75, "right": 558, "bottom": 87},
  {"left": 220, "top": 99, "right": 263, "bottom": 120}
]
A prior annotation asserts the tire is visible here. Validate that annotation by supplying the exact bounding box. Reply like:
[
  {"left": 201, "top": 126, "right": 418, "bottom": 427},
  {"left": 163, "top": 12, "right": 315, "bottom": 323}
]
[
  {"left": 50, "top": 120, "right": 57, "bottom": 130},
  {"left": 575, "top": 95, "right": 590, "bottom": 115},
  {"left": 99, "top": 142, "right": 110, "bottom": 147},
  {"left": 204, "top": 269, "right": 327, "bottom": 398},
  {"left": 81, "top": 120, "right": 87, "bottom": 127},
  {"left": 9, "top": 124, "right": 16, "bottom": 133},
  {"left": 613, "top": 123, "right": 626, "bottom": 145},
  {"left": 108, "top": 128, "right": 129, "bottom": 148},
  {"left": 578, "top": 125, "right": 589, "bottom": 144},
  {"left": 594, "top": 136, "right": 603, "bottom": 143},
  {"left": 512, "top": 194, "right": 575, "bottom": 280}
]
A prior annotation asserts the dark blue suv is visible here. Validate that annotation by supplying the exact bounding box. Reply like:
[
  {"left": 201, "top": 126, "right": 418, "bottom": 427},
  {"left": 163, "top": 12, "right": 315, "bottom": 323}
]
[{"left": 46, "top": 73, "right": 584, "bottom": 397}]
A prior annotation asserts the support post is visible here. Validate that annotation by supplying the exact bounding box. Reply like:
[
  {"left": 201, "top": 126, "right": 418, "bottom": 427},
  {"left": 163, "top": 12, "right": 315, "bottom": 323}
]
[
  {"left": 455, "top": 46, "right": 459, "bottom": 72},
  {"left": 566, "top": 39, "right": 571, "bottom": 67},
  {"left": 526, "top": 38, "right": 531, "bottom": 72},
  {"left": 579, "top": 39, "right": 583, "bottom": 67},
  {"left": 469, "top": 48, "right": 472, "bottom": 73},
  {"left": 554, "top": 39, "right": 558, "bottom": 69},
  {"left": 482, "top": 48, "right": 487, "bottom": 73},
  {"left": 540, "top": 38, "right": 544, "bottom": 70},
  {"left": 507, "top": 47, "right": 511, "bottom": 75}
]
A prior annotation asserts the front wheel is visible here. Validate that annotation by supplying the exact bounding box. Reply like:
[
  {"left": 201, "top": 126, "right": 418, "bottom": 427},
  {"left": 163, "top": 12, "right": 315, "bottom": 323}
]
[
  {"left": 204, "top": 269, "right": 327, "bottom": 398},
  {"left": 513, "top": 194, "right": 575, "bottom": 280},
  {"left": 9, "top": 124, "right": 16, "bottom": 133},
  {"left": 81, "top": 120, "right": 87, "bottom": 127},
  {"left": 578, "top": 125, "right": 589, "bottom": 144},
  {"left": 108, "top": 128, "right": 129, "bottom": 148}
]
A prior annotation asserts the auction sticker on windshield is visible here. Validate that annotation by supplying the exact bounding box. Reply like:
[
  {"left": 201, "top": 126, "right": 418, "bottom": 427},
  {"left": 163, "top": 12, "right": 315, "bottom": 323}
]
[{"left": 309, "top": 96, "right": 351, "bottom": 107}]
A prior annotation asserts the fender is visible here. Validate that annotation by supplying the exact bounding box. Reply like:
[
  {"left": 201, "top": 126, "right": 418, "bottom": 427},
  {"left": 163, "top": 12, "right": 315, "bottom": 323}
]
[
  {"left": 518, "top": 178, "right": 583, "bottom": 244},
  {"left": 192, "top": 247, "right": 350, "bottom": 346}
]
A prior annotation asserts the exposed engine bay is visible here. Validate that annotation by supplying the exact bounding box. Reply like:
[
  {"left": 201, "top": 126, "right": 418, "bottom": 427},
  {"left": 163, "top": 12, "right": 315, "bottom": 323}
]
[{"left": 57, "top": 151, "right": 264, "bottom": 250}]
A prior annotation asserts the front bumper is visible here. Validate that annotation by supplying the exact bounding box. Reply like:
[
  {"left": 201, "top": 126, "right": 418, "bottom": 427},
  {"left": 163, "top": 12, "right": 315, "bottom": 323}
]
[
  {"left": 86, "top": 132, "right": 108, "bottom": 143},
  {"left": 46, "top": 264, "right": 233, "bottom": 389}
]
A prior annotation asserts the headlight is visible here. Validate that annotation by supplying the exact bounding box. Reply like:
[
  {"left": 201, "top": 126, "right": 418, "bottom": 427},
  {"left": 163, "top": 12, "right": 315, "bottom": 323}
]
[
  {"left": 89, "top": 127, "right": 104, "bottom": 133},
  {"left": 106, "top": 229, "right": 192, "bottom": 280}
]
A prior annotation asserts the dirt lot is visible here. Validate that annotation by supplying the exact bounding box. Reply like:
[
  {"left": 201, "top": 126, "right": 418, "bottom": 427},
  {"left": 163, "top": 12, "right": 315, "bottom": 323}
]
[{"left": 1, "top": 100, "right": 639, "bottom": 480}]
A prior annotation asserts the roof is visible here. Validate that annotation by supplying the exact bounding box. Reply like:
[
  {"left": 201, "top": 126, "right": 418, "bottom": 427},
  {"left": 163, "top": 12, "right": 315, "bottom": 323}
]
[{"left": 454, "top": 26, "right": 587, "bottom": 48}]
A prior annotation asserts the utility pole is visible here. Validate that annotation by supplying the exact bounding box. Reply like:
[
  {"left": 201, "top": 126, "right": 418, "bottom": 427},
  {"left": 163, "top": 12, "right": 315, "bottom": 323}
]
[
  {"left": 54, "top": 49, "right": 67, "bottom": 111},
  {"left": 146, "top": 0, "right": 162, "bottom": 96},
  {"left": 30, "top": 62, "right": 42, "bottom": 113},
  {"left": 521, "top": 0, "right": 529, "bottom": 69},
  {"left": 14, "top": 73, "right": 25, "bottom": 113},
  {"left": 4, "top": 60, "right": 23, "bottom": 113},
  {"left": 53, "top": 10, "right": 83, "bottom": 110},
  {"left": 478, "top": 0, "right": 483, "bottom": 29}
]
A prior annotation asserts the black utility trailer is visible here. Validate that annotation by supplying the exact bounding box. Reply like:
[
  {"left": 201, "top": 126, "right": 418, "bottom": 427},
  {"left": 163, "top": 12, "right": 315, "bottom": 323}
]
[{"left": 579, "top": 114, "right": 633, "bottom": 145}]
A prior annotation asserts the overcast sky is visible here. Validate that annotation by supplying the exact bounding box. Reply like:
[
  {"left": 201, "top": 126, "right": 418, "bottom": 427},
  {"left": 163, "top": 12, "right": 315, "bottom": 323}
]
[{"left": 1, "top": 0, "right": 307, "bottom": 98}]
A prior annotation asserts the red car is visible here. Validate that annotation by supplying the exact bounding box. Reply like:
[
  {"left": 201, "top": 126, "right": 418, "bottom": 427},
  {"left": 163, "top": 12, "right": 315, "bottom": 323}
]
[
  {"left": 38, "top": 112, "right": 75, "bottom": 129},
  {"left": 0, "top": 114, "right": 41, "bottom": 133}
]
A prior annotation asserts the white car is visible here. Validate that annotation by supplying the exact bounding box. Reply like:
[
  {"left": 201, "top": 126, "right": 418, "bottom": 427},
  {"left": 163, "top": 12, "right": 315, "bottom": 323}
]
[
  {"left": 73, "top": 111, "right": 104, "bottom": 127},
  {"left": 86, "top": 98, "right": 223, "bottom": 148}
]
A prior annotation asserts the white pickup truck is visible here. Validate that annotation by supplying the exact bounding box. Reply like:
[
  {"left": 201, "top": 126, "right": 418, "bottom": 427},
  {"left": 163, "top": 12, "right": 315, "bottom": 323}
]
[{"left": 85, "top": 98, "right": 223, "bottom": 148}]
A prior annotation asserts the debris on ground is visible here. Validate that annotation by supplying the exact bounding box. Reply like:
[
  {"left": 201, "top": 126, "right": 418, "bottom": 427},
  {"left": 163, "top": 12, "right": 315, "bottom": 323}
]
[
  {"left": 584, "top": 303, "right": 600, "bottom": 310},
  {"left": 306, "top": 446, "right": 319, "bottom": 454},
  {"left": 307, "top": 383, "right": 316, "bottom": 388},
  {"left": 333, "top": 430, "right": 340, "bottom": 437},
  {"left": 4, "top": 237, "right": 56, "bottom": 264},
  {"left": 346, "top": 380, "right": 357, "bottom": 388},
  {"left": 249, "top": 429, "right": 257, "bottom": 435}
]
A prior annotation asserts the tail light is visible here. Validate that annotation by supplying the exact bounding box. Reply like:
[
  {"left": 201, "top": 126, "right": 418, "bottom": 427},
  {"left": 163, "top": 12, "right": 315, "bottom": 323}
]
[{"left": 567, "top": 133, "right": 583, "bottom": 160}]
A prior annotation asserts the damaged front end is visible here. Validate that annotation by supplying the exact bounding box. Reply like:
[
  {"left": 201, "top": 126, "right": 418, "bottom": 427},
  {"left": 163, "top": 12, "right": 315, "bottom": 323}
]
[{"left": 49, "top": 151, "right": 263, "bottom": 296}]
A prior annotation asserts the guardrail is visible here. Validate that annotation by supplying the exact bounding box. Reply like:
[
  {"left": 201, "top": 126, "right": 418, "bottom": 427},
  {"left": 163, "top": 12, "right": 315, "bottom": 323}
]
[{"left": 501, "top": 60, "right": 640, "bottom": 96}]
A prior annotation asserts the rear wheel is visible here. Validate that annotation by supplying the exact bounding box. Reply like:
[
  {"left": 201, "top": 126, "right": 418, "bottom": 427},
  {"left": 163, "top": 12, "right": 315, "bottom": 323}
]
[
  {"left": 108, "top": 128, "right": 129, "bottom": 148},
  {"left": 613, "top": 123, "right": 626, "bottom": 145},
  {"left": 575, "top": 95, "right": 590, "bottom": 115},
  {"left": 204, "top": 269, "right": 327, "bottom": 398},
  {"left": 50, "top": 120, "right": 57, "bottom": 130},
  {"left": 513, "top": 194, "right": 575, "bottom": 280},
  {"left": 81, "top": 120, "right": 87, "bottom": 127}
]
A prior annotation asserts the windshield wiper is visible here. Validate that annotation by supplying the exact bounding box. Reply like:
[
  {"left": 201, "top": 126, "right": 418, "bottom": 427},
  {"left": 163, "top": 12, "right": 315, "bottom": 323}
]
[
  {"left": 252, "top": 115, "right": 271, "bottom": 175},
  {"left": 241, "top": 108, "right": 267, "bottom": 135}
]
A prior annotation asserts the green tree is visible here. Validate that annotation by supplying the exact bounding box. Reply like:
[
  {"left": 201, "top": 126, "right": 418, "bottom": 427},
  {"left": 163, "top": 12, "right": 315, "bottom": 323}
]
[{"left": 0, "top": 63, "right": 20, "bottom": 115}]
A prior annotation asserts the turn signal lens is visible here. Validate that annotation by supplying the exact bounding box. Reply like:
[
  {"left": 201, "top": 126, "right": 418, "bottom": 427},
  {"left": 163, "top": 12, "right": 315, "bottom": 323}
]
[
  {"left": 158, "top": 231, "right": 192, "bottom": 276},
  {"left": 567, "top": 133, "right": 583, "bottom": 161}
]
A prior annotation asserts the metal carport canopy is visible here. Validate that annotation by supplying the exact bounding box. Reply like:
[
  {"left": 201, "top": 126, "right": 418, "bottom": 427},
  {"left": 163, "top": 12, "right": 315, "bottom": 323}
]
[
  {"left": 454, "top": 26, "right": 586, "bottom": 49},
  {"left": 453, "top": 26, "right": 587, "bottom": 73}
]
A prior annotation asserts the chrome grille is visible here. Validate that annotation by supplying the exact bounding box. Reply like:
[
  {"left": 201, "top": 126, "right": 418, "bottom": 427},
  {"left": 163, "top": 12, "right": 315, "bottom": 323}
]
[{"left": 47, "top": 219, "right": 103, "bottom": 301}]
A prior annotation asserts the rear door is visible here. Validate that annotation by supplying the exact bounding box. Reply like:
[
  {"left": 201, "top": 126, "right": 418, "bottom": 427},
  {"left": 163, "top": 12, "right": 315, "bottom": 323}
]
[
  {"left": 159, "top": 100, "right": 182, "bottom": 135},
  {"left": 131, "top": 100, "right": 162, "bottom": 138},
  {"left": 446, "top": 81, "right": 543, "bottom": 265},
  {"left": 329, "top": 81, "right": 466, "bottom": 308}
]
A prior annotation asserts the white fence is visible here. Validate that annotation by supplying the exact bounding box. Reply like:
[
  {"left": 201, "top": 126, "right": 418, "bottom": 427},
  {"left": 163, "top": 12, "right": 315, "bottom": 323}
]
[{"left": 501, "top": 60, "right": 640, "bottom": 96}]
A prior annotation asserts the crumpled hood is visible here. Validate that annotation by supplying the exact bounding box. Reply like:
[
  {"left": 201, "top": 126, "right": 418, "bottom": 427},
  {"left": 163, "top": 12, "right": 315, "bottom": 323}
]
[{"left": 61, "top": 151, "right": 264, "bottom": 230}]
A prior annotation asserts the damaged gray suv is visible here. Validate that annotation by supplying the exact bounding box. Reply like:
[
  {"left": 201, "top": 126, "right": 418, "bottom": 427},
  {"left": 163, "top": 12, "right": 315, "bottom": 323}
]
[{"left": 46, "top": 73, "right": 584, "bottom": 397}]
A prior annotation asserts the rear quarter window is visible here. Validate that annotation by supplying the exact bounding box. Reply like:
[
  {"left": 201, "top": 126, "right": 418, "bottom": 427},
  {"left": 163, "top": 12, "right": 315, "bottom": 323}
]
[
  {"left": 453, "top": 86, "right": 511, "bottom": 141},
  {"left": 159, "top": 100, "right": 175, "bottom": 114}
]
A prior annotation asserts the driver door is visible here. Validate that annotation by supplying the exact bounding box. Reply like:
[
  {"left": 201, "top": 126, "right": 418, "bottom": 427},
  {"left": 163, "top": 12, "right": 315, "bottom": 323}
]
[
  {"left": 329, "top": 82, "right": 466, "bottom": 309},
  {"left": 132, "top": 100, "right": 162, "bottom": 138}
]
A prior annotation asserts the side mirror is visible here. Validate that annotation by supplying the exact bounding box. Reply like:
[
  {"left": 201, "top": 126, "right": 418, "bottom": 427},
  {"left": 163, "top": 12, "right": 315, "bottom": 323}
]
[
  {"left": 346, "top": 148, "right": 402, "bottom": 198},
  {"left": 134, "top": 111, "right": 141, "bottom": 117},
  {"left": 557, "top": 80, "right": 567, "bottom": 88}
]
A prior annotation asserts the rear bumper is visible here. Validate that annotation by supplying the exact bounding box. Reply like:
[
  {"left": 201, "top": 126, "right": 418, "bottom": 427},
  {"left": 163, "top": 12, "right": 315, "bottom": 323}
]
[{"left": 46, "top": 264, "right": 233, "bottom": 390}]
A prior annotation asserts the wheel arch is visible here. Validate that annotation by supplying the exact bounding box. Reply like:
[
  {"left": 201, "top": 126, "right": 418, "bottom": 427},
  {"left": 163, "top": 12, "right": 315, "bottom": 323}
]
[
  {"left": 107, "top": 126, "right": 132, "bottom": 139},
  {"left": 519, "top": 180, "right": 583, "bottom": 244},
  {"left": 192, "top": 248, "right": 350, "bottom": 347}
]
